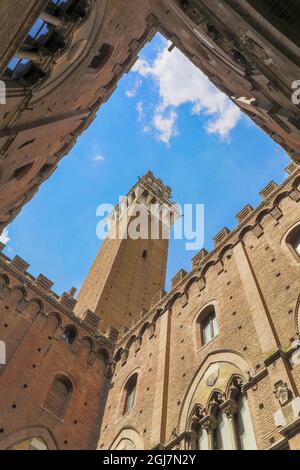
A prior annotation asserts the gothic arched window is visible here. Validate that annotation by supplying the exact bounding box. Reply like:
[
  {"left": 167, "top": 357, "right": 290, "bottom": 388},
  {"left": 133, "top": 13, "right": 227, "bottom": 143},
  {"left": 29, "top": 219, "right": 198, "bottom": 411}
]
[
  {"left": 123, "top": 374, "right": 138, "bottom": 415},
  {"left": 198, "top": 306, "right": 218, "bottom": 346},
  {"left": 213, "top": 409, "right": 233, "bottom": 450},
  {"left": 287, "top": 225, "right": 300, "bottom": 259},
  {"left": 235, "top": 394, "right": 257, "bottom": 450},
  {"left": 197, "top": 426, "right": 209, "bottom": 450},
  {"left": 44, "top": 376, "right": 72, "bottom": 418}
]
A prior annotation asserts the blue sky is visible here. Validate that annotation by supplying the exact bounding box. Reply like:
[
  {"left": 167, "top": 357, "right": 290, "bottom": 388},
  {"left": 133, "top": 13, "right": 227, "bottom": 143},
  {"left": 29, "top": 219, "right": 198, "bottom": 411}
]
[{"left": 2, "top": 34, "right": 290, "bottom": 295}]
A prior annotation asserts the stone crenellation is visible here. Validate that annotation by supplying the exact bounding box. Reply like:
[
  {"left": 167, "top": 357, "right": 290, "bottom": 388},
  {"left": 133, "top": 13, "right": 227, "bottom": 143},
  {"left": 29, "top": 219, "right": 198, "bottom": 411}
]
[{"left": 117, "top": 162, "right": 300, "bottom": 345}]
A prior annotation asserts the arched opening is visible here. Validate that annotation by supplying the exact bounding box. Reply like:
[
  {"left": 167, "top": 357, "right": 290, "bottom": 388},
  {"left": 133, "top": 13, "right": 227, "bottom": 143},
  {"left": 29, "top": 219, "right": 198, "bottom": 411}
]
[
  {"left": 44, "top": 375, "right": 73, "bottom": 418},
  {"left": 286, "top": 224, "right": 300, "bottom": 260},
  {"left": 10, "top": 162, "right": 34, "bottom": 181},
  {"left": 234, "top": 394, "right": 257, "bottom": 450},
  {"left": 213, "top": 409, "right": 233, "bottom": 450},
  {"left": 123, "top": 373, "right": 138, "bottom": 415},
  {"left": 61, "top": 325, "right": 77, "bottom": 344},
  {"left": 196, "top": 305, "right": 218, "bottom": 347},
  {"left": 89, "top": 44, "right": 113, "bottom": 71}
]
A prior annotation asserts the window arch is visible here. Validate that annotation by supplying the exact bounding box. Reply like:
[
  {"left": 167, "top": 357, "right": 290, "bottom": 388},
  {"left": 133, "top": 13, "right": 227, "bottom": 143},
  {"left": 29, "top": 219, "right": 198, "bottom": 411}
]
[
  {"left": 61, "top": 325, "right": 77, "bottom": 344},
  {"left": 44, "top": 376, "right": 72, "bottom": 418},
  {"left": 286, "top": 225, "right": 300, "bottom": 260},
  {"left": 123, "top": 373, "right": 138, "bottom": 416},
  {"left": 188, "top": 383, "right": 256, "bottom": 450},
  {"left": 197, "top": 305, "right": 218, "bottom": 346}
]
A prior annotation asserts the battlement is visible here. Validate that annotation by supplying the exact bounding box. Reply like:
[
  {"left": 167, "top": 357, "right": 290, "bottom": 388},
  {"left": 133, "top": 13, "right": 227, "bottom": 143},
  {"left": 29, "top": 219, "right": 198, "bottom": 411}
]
[
  {"left": 117, "top": 162, "right": 300, "bottom": 345},
  {"left": 0, "top": 248, "right": 113, "bottom": 344}
]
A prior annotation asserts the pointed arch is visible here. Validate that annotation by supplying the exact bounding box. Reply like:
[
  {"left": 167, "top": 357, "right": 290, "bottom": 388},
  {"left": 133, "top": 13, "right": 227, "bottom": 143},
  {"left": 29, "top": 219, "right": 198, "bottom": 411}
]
[
  {"left": 177, "top": 350, "right": 253, "bottom": 435},
  {"left": 109, "top": 427, "right": 144, "bottom": 450},
  {"left": 0, "top": 426, "right": 58, "bottom": 450}
]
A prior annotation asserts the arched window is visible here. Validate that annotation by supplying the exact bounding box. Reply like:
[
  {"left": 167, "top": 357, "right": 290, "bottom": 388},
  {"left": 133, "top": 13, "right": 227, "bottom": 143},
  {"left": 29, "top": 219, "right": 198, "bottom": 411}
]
[
  {"left": 44, "top": 376, "right": 72, "bottom": 418},
  {"left": 287, "top": 225, "right": 300, "bottom": 259},
  {"left": 235, "top": 394, "right": 257, "bottom": 450},
  {"left": 123, "top": 374, "right": 138, "bottom": 415},
  {"left": 197, "top": 426, "right": 209, "bottom": 450},
  {"left": 213, "top": 409, "right": 233, "bottom": 450},
  {"left": 199, "top": 306, "right": 218, "bottom": 345},
  {"left": 61, "top": 325, "right": 77, "bottom": 344}
]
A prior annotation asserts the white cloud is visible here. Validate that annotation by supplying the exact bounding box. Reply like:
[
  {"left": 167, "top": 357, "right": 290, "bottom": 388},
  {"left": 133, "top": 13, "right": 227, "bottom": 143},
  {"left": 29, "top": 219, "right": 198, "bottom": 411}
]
[
  {"left": 153, "top": 109, "right": 178, "bottom": 145},
  {"left": 93, "top": 155, "right": 105, "bottom": 162},
  {"left": 136, "top": 102, "right": 145, "bottom": 122},
  {"left": 0, "top": 227, "right": 10, "bottom": 245},
  {"left": 126, "top": 78, "right": 142, "bottom": 98},
  {"left": 132, "top": 41, "right": 241, "bottom": 143}
]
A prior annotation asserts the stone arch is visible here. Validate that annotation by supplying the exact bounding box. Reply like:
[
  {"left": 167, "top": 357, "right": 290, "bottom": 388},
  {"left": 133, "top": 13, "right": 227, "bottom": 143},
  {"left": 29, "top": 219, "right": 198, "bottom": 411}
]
[
  {"left": 138, "top": 322, "right": 150, "bottom": 339},
  {"left": 46, "top": 312, "right": 62, "bottom": 330},
  {"left": 125, "top": 335, "right": 137, "bottom": 352},
  {"left": 27, "top": 298, "right": 44, "bottom": 315},
  {"left": 255, "top": 208, "right": 271, "bottom": 225},
  {"left": 201, "top": 259, "right": 216, "bottom": 277},
  {"left": 292, "top": 175, "right": 300, "bottom": 190},
  {"left": 11, "top": 285, "right": 27, "bottom": 298},
  {"left": 218, "top": 244, "right": 234, "bottom": 262},
  {"left": 177, "top": 350, "right": 253, "bottom": 434},
  {"left": 184, "top": 276, "right": 199, "bottom": 296},
  {"left": 206, "top": 388, "right": 225, "bottom": 415},
  {"left": 294, "top": 293, "right": 300, "bottom": 336},
  {"left": 97, "top": 347, "right": 110, "bottom": 364},
  {"left": 272, "top": 191, "right": 289, "bottom": 207},
  {"left": 0, "top": 273, "right": 10, "bottom": 287},
  {"left": 165, "top": 291, "right": 183, "bottom": 310},
  {"left": 109, "top": 427, "right": 144, "bottom": 450},
  {"left": 152, "top": 308, "right": 164, "bottom": 325},
  {"left": 80, "top": 336, "right": 94, "bottom": 352},
  {"left": 225, "top": 374, "right": 244, "bottom": 401},
  {"left": 113, "top": 347, "right": 124, "bottom": 363},
  {"left": 0, "top": 426, "right": 58, "bottom": 450},
  {"left": 238, "top": 225, "right": 254, "bottom": 242}
]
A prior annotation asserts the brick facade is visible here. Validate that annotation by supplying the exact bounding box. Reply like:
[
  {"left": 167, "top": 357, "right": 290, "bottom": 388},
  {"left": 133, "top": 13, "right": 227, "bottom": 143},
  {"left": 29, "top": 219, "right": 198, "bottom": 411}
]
[{"left": 0, "top": 164, "right": 299, "bottom": 450}]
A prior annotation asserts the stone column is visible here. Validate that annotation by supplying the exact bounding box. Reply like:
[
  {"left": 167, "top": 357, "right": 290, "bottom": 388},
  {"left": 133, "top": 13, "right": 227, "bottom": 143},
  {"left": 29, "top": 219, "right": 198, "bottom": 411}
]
[{"left": 221, "top": 399, "right": 239, "bottom": 450}]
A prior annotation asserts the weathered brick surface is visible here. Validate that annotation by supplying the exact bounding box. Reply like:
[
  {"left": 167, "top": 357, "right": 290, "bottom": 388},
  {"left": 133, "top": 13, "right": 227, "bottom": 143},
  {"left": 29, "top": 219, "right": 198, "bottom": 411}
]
[{"left": 0, "top": 168, "right": 300, "bottom": 450}]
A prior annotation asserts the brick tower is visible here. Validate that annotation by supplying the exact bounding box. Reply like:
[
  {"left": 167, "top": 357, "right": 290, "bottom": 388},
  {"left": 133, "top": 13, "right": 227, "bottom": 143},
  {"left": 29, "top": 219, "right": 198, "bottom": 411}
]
[{"left": 75, "top": 171, "right": 175, "bottom": 332}]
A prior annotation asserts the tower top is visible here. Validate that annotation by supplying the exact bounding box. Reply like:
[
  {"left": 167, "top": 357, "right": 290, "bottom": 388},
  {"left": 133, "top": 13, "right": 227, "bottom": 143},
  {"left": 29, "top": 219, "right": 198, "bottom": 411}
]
[{"left": 137, "top": 170, "right": 172, "bottom": 202}]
